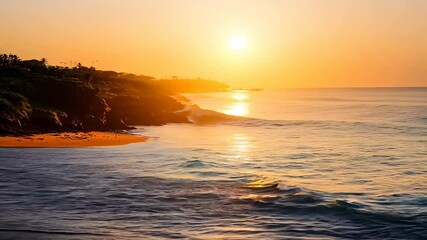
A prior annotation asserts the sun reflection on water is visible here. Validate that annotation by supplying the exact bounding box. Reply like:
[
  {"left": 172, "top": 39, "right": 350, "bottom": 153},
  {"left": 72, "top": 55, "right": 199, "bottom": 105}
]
[
  {"left": 224, "top": 91, "right": 250, "bottom": 116},
  {"left": 231, "top": 133, "right": 251, "bottom": 153},
  {"left": 224, "top": 102, "right": 249, "bottom": 116},
  {"left": 232, "top": 92, "right": 248, "bottom": 101}
]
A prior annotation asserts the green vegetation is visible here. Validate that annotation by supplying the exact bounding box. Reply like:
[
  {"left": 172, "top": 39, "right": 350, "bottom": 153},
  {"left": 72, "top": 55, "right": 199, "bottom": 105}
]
[{"left": 0, "top": 54, "right": 228, "bottom": 135}]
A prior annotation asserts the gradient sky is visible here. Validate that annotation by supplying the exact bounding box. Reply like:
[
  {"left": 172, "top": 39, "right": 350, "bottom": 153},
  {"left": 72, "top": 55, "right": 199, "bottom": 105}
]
[{"left": 1, "top": 0, "right": 426, "bottom": 88}]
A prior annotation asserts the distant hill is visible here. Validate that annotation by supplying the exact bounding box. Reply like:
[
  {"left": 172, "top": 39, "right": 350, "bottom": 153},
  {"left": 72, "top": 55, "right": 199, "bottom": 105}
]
[{"left": 0, "top": 54, "right": 227, "bottom": 135}]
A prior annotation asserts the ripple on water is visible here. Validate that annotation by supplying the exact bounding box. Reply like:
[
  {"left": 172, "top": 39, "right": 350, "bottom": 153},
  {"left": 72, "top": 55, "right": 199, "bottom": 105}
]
[
  {"left": 179, "top": 160, "right": 207, "bottom": 168},
  {"left": 0, "top": 162, "right": 426, "bottom": 239}
]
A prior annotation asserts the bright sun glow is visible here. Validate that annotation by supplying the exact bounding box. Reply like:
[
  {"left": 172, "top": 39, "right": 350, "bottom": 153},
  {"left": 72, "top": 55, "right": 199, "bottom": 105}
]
[
  {"left": 224, "top": 102, "right": 249, "bottom": 116},
  {"left": 229, "top": 35, "right": 247, "bottom": 50},
  {"left": 224, "top": 91, "right": 250, "bottom": 116},
  {"left": 232, "top": 92, "right": 248, "bottom": 101}
]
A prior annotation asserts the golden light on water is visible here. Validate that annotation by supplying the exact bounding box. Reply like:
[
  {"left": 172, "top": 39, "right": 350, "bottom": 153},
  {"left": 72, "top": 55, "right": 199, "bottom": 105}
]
[
  {"left": 232, "top": 92, "right": 248, "bottom": 101},
  {"left": 224, "top": 102, "right": 249, "bottom": 116},
  {"left": 231, "top": 133, "right": 251, "bottom": 153},
  {"left": 224, "top": 91, "right": 250, "bottom": 116},
  {"left": 228, "top": 132, "right": 252, "bottom": 164}
]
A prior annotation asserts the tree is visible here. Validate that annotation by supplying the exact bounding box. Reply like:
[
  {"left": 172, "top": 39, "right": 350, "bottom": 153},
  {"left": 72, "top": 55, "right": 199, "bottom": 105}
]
[
  {"left": 8, "top": 54, "right": 20, "bottom": 65},
  {"left": 0, "top": 54, "right": 8, "bottom": 65}
]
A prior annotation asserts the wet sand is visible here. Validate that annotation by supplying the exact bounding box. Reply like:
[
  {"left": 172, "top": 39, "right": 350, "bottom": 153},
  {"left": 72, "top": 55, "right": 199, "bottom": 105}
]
[{"left": 0, "top": 132, "right": 148, "bottom": 148}]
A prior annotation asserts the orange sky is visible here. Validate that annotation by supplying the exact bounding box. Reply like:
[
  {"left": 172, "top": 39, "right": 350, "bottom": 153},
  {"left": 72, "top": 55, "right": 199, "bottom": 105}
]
[{"left": 1, "top": 0, "right": 426, "bottom": 88}]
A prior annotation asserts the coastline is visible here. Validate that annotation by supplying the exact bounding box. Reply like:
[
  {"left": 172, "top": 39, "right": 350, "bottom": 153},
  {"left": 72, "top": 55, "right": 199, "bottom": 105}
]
[{"left": 0, "top": 131, "right": 148, "bottom": 148}]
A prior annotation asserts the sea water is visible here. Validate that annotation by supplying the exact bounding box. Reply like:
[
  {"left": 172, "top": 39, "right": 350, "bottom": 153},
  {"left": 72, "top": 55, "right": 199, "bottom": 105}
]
[{"left": 0, "top": 88, "right": 426, "bottom": 239}]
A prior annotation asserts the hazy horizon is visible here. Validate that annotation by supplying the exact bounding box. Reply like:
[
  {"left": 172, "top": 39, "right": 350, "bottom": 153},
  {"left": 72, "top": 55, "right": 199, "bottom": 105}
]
[{"left": 1, "top": 0, "right": 426, "bottom": 88}]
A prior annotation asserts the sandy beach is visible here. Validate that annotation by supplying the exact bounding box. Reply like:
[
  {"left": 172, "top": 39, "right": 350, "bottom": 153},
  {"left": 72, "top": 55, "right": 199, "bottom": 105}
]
[{"left": 0, "top": 132, "right": 148, "bottom": 148}]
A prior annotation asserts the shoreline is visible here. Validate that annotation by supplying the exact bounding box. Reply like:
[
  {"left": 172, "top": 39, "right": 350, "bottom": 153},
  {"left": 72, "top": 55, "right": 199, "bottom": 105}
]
[{"left": 0, "top": 131, "right": 148, "bottom": 148}]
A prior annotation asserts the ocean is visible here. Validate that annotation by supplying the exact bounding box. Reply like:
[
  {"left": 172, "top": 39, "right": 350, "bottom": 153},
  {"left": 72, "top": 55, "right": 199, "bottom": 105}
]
[{"left": 0, "top": 88, "right": 426, "bottom": 239}]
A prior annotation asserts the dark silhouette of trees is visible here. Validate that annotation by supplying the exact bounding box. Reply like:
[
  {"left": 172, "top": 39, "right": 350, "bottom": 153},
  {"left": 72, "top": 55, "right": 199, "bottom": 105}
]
[
  {"left": 0, "top": 54, "right": 21, "bottom": 66},
  {"left": 41, "top": 58, "right": 47, "bottom": 65},
  {"left": 1, "top": 53, "right": 228, "bottom": 93}
]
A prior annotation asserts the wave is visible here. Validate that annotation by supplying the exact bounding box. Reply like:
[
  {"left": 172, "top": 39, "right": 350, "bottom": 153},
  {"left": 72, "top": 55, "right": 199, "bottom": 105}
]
[
  {"left": 304, "top": 97, "right": 373, "bottom": 102},
  {"left": 175, "top": 103, "right": 244, "bottom": 124},
  {"left": 173, "top": 94, "right": 427, "bottom": 130},
  {"left": 232, "top": 180, "right": 427, "bottom": 239},
  {"left": 173, "top": 103, "right": 427, "bottom": 137},
  {"left": 173, "top": 96, "right": 426, "bottom": 130},
  {"left": 0, "top": 228, "right": 110, "bottom": 240},
  {"left": 215, "top": 117, "right": 427, "bottom": 137},
  {"left": 1, "top": 171, "right": 425, "bottom": 239}
]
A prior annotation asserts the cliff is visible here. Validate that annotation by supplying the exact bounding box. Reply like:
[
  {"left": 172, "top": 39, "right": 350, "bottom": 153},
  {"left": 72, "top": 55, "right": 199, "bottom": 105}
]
[{"left": 0, "top": 54, "right": 226, "bottom": 135}]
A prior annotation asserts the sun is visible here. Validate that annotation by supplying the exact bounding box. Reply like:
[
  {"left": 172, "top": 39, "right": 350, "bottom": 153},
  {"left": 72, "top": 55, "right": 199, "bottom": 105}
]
[{"left": 229, "top": 35, "right": 247, "bottom": 50}]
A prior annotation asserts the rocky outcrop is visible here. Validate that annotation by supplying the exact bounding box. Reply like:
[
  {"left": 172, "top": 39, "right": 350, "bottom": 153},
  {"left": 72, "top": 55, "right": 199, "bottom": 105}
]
[
  {"left": 0, "top": 78, "right": 191, "bottom": 135},
  {"left": 106, "top": 95, "right": 189, "bottom": 126},
  {"left": 0, "top": 57, "right": 205, "bottom": 136}
]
